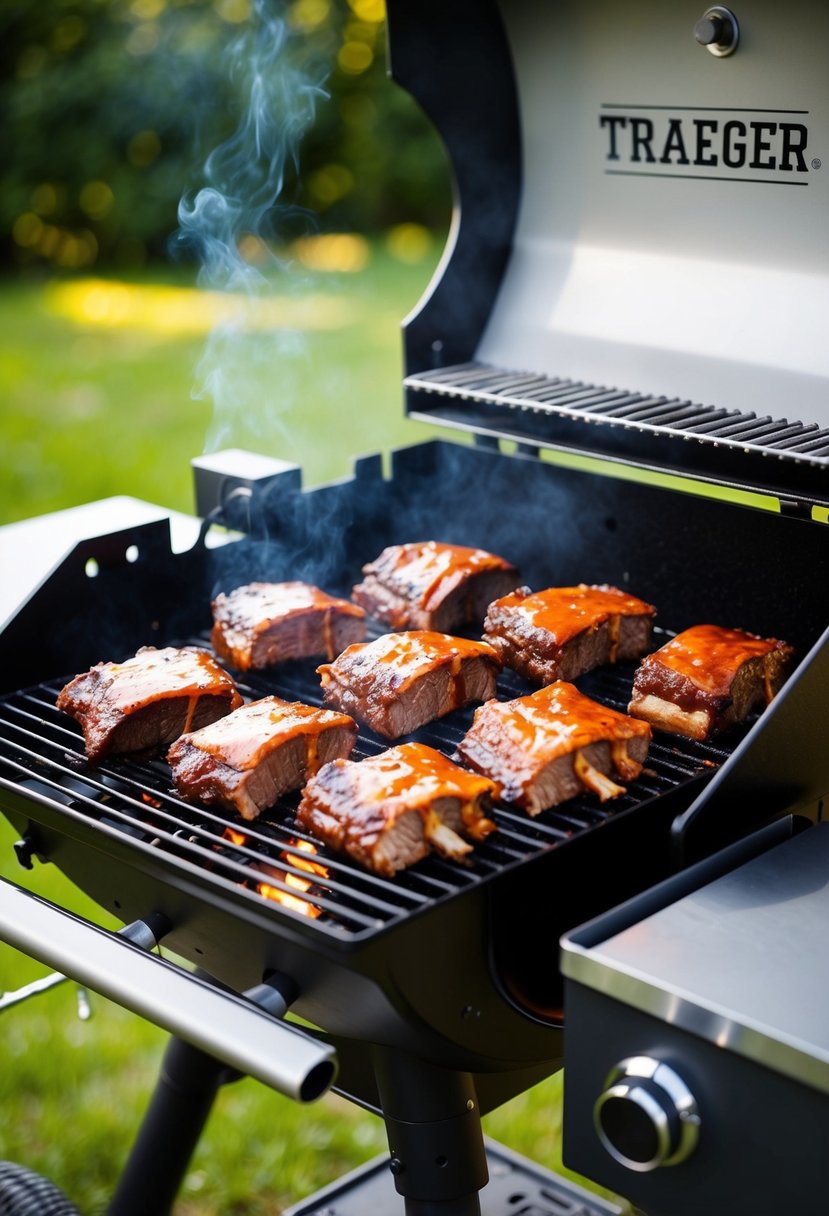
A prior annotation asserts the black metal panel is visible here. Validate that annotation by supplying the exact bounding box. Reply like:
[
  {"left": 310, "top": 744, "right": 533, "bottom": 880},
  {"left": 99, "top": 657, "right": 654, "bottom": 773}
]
[
  {"left": 563, "top": 982, "right": 829, "bottom": 1216},
  {"left": 385, "top": 0, "right": 522, "bottom": 376}
]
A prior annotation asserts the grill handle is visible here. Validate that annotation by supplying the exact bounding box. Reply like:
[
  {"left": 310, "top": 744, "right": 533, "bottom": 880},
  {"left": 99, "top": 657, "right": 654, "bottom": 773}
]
[{"left": 0, "top": 873, "right": 337, "bottom": 1103}]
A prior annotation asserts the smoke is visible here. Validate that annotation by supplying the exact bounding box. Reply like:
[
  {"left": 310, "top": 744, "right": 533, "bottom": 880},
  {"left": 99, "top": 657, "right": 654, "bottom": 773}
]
[{"left": 172, "top": 0, "right": 329, "bottom": 454}]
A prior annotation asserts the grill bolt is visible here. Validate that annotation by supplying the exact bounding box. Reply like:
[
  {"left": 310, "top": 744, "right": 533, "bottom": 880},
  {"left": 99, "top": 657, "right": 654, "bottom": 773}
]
[{"left": 13, "top": 831, "right": 42, "bottom": 870}]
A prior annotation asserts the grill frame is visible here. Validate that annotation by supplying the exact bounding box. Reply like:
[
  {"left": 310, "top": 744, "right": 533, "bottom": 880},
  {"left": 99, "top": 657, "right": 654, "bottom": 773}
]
[
  {"left": 1, "top": 437, "right": 827, "bottom": 1086},
  {"left": 2, "top": 1, "right": 829, "bottom": 1211},
  {"left": 0, "top": 652, "right": 733, "bottom": 947}
]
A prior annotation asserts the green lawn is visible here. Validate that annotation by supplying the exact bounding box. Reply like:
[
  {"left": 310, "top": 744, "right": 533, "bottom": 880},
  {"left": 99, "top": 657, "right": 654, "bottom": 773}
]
[
  {"left": 0, "top": 252, "right": 628, "bottom": 1214},
  {"left": 0, "top": 247, "right": 452, "bottom": 526}
]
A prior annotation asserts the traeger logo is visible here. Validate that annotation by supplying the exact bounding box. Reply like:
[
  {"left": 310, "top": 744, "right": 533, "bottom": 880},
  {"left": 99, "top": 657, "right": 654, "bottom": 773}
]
[{"left": 599, "top": 105, "right": 813, "bottom": 184}]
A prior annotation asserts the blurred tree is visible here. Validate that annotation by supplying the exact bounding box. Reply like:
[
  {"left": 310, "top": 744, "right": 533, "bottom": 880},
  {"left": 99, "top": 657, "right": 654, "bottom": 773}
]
[{"left": 0, "top": 0, "right": 451, "bottom": 273}]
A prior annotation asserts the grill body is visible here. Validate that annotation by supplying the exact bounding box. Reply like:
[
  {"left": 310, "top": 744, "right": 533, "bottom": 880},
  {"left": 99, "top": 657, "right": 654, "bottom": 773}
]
[
  {"left": 561, "top": 821, "right": 829, "bottom": 1215},
  {"left": 2, "top": 0, "right": 829, "bottom": 1211},
  {"left": 1, "top": 440, "right": 827, "bottom": 1110}
]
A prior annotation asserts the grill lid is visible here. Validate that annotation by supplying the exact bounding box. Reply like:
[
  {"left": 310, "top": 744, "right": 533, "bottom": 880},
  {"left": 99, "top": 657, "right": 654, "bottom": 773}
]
[{"left": 386, "top": 0, "right": 829, "bottom": 506}]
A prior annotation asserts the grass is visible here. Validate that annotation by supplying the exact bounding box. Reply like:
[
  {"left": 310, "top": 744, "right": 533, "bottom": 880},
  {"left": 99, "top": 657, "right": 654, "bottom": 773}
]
[
  {"left": 0, "top": 248, "right": 629, "bottom": 1214},
  {"left": 0, "top": 246, "right": 452, "bottom": 526}
]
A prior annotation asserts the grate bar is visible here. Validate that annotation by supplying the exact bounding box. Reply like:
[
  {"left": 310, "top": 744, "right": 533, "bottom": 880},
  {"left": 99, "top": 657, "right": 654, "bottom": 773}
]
[
  {"left": 588, "top": 395, "right": 669, "bottom": 417},
  {"left": 405, "top": 362, "right": 829, "bottom": 471},
  {"left": 771, "top": 427, "right": 829, "bottom": 452},
  {"left": 679, "top": 408, "right": 746, "bottom": 433},
  {"left": 0, "top": 640, "right": 740, "bottom": 946}
]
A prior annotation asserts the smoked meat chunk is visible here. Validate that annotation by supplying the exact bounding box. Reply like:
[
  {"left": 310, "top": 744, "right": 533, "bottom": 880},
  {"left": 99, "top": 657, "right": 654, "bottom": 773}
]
[
  {"left": 628, "top": 623, "right": 795, "bottom": 741},
  {"left": 296, "top": 742, "right": 498, "bottom": 876},
  {"left": 484, "top": 584, "right": 656, "bottom": 685},
  {"left": 317, "top": 630, "right": 502, "bottom": 739},
  {"left": 352, "top": 540, "right": 520, "bottom": 632},
  {"left": 56, "top": 646, "right": 243, "bottom": 763},
  {"left": 167, "top": 696, "right": 358, "bottom": 821},
  {"left": 211, "top": 581, "right": 366, "bottom": 671},
  {"left": 457, "top": 681, "right": 652, "bottom": 816}
]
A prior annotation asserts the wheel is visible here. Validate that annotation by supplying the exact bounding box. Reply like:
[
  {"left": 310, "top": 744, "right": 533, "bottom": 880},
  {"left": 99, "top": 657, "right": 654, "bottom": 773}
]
[{"left": 0, "top": 1162, "right": 80, "bottom": 1216}]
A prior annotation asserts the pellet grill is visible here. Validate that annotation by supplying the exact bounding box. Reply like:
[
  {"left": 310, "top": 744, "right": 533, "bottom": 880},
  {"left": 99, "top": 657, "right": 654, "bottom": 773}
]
[{"left": 1, "top": 1, "right": 829, "bottom": 1214}]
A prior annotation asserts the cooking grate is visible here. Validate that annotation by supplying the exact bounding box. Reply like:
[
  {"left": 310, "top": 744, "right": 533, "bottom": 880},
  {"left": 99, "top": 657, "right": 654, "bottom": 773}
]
[
  {"left": 0, "top": 633, "right": 734, "bottom": 945},
  {"left": 405, "top": 363, "right": 829, "bottom": 491}
]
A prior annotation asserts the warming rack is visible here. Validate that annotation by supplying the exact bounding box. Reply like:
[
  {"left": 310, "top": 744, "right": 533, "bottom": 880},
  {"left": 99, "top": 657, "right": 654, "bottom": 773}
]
[{"left": 406, "top": 362, "right": 829, "bottom": 504}]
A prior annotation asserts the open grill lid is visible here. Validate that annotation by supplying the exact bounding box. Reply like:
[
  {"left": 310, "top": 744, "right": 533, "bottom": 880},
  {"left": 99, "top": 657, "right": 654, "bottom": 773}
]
[{"left": 386, "top": 0, "right": 829, "bottom": 510}]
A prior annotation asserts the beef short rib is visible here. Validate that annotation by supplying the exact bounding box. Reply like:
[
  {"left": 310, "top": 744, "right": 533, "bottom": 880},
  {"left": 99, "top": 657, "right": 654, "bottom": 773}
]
[
  {"left": 317, "top": 630, "right": 502, "bottom": 739},
  {"left": 167, "top": 696, "right": 358, "bottom": 821},
  {"left": 352, "top": 540, "right": 520, "bottom": 631},
  {"left": 484, "top": 583, "right": 656, "bottom": 685},
  {"left": 56, "top": 646, "right": 242, "bottom": 763},
  {"left": 457, "top": 680, "right": 652, "bottom": 816},
  {"left": 211, "top": 581, "right": 366, "bottom": 671},
  {"left": 296, "top": 742, "right": 498, "bottom": 876},
  {"left": 628, "top": 623, "right": 795, "bottom": 741}
]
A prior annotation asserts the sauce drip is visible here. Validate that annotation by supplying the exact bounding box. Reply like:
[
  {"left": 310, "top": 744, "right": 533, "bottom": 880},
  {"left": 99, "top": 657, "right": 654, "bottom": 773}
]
[
  {"left": 100, "top": 647, "right": 240, "bottom": 713},
  {"left": 371, "top": 542, "right": 514, "bottom": 612},
  {"left": 481, "top": 681, "right": 651, "bottom": 762},
  {"left": 490, "top": 585, "right": 655, "bottom": 647},
  {"left": 319, "top": 631, "right": 500, "bottom": 699},
  {"left": 641, "top": 624, "right": 782, "bottom": 699},
  {"left": 180, "top": 696, "right": 354, "bottom": 771}
]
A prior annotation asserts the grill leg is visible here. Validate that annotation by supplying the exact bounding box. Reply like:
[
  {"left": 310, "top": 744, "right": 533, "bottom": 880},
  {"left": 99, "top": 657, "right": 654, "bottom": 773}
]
[
  {"left": 107, "top": 1034, "right": 233, "bottom": 1216},
  {"left": 374, "top": 1048, "right": 488, "bottom": 1216}
]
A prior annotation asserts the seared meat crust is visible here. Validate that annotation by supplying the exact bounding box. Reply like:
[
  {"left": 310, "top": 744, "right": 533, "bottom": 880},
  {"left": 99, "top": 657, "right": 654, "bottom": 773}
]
[
  {"left": 352, "top": 541, "right": 520, "bottom": 631},
  {"left": 628, "top": 624, "right": 795, "bottom": 740},
  {"left": 484, "top": 584, "right": 656, "bottom": 685},
  {"left": 56, "top": 646, "right": 242, "bottom": 763},
  {"left": 296, "top": 742, "right": 498, "bottom": 876},
  {"left": 317, "top": 630, "right": 502, "bottom": 739},
  {"left": 167, "top": 696, "right": 357, "bottom": 821},
  {"left": 211, "top": 581, "right": 366, "bottom": 671},
  {"left": 457, "top": 681, "right": 651, "bottom": 816}
]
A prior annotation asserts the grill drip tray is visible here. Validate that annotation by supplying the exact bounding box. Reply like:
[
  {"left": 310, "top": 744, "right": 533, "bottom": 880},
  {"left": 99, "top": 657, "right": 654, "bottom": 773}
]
[{"left": 284, "top": 1139, "right": 625, "bottom": 1216}]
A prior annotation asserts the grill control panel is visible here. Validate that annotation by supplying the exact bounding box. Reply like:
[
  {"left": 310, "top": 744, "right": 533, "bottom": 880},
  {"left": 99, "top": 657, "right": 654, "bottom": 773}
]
[{"left": 593, "top": 1056, "right": 700, "bottom": 1172}]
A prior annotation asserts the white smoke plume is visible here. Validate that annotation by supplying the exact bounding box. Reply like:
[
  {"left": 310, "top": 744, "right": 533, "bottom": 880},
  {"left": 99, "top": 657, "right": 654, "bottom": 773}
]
[{"left": 173, "top": 0, "right": 329, "bottom": 454}]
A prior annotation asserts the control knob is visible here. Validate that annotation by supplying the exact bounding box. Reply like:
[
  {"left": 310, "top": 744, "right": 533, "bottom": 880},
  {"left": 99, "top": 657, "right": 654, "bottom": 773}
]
[
  {"left": 593, "top": 1056, "right": 700, "bottom": 1172},
  {"left": 694, "top": 6, "right": 740, "bottom": 56}
]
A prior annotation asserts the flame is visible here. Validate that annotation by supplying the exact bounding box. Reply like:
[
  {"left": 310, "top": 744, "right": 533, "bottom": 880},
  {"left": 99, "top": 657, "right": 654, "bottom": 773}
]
[
  {"left": 222, "top": 828, "right": 327, "bottom": 918},
  {"left": 284, "top": 837, "right": 329, "bottom": 879}
]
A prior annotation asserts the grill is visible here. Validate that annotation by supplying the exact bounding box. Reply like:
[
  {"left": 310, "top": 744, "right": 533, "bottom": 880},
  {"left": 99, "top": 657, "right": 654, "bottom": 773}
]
[
  {"left": 0, "top": 653, "right": 732, "bottom": 944},
  {"left": 2, "top": 0, "right": 829, "bottom": 1214}
]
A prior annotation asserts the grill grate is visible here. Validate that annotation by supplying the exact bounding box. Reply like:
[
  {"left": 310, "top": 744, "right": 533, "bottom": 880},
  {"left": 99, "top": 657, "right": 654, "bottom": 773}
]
[
  {"left": 0, "top": 631, "right": 734, "bottom": 944},
  {"left": 405, "top": 362, "right": 829, "bottom": 461}
]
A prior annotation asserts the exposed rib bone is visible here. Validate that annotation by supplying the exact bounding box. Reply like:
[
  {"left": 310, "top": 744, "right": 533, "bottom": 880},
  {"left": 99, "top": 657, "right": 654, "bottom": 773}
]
[
  {"left": 424, "top": 814, "right": 473, "bottom": 860},
  {"left": 574, "top": 750, "right": 626, "bottom": 802}
]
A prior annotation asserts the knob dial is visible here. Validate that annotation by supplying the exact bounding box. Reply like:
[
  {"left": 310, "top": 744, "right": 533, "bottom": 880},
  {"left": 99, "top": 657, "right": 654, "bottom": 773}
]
[
  {"left": 593, "top": 1056, "right": 700, "bottom": 1173},
  {"left": 694, "top": 6, "right": 740, "bottom": 56}
]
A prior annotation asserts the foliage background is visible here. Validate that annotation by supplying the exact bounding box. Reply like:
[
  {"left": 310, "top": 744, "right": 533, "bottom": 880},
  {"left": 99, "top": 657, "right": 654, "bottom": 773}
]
[
  {"left": 1, "top": 0, "right": 452, "bottom": 274},
  {"left": 0, "top": 4, "right": 634, "bottom": 1213}
]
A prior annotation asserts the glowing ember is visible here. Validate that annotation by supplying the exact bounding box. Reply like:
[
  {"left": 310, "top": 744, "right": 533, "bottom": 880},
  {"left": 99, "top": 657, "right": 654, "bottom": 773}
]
[
  {"left": 284, "top": 838, "right": 328, "bottom": 879},
  {"left": 222, "top": 827, "right": 327, "bottom": 918},
  {"left": 255, "top": 878, "right": 320, "bottom": 918}
]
